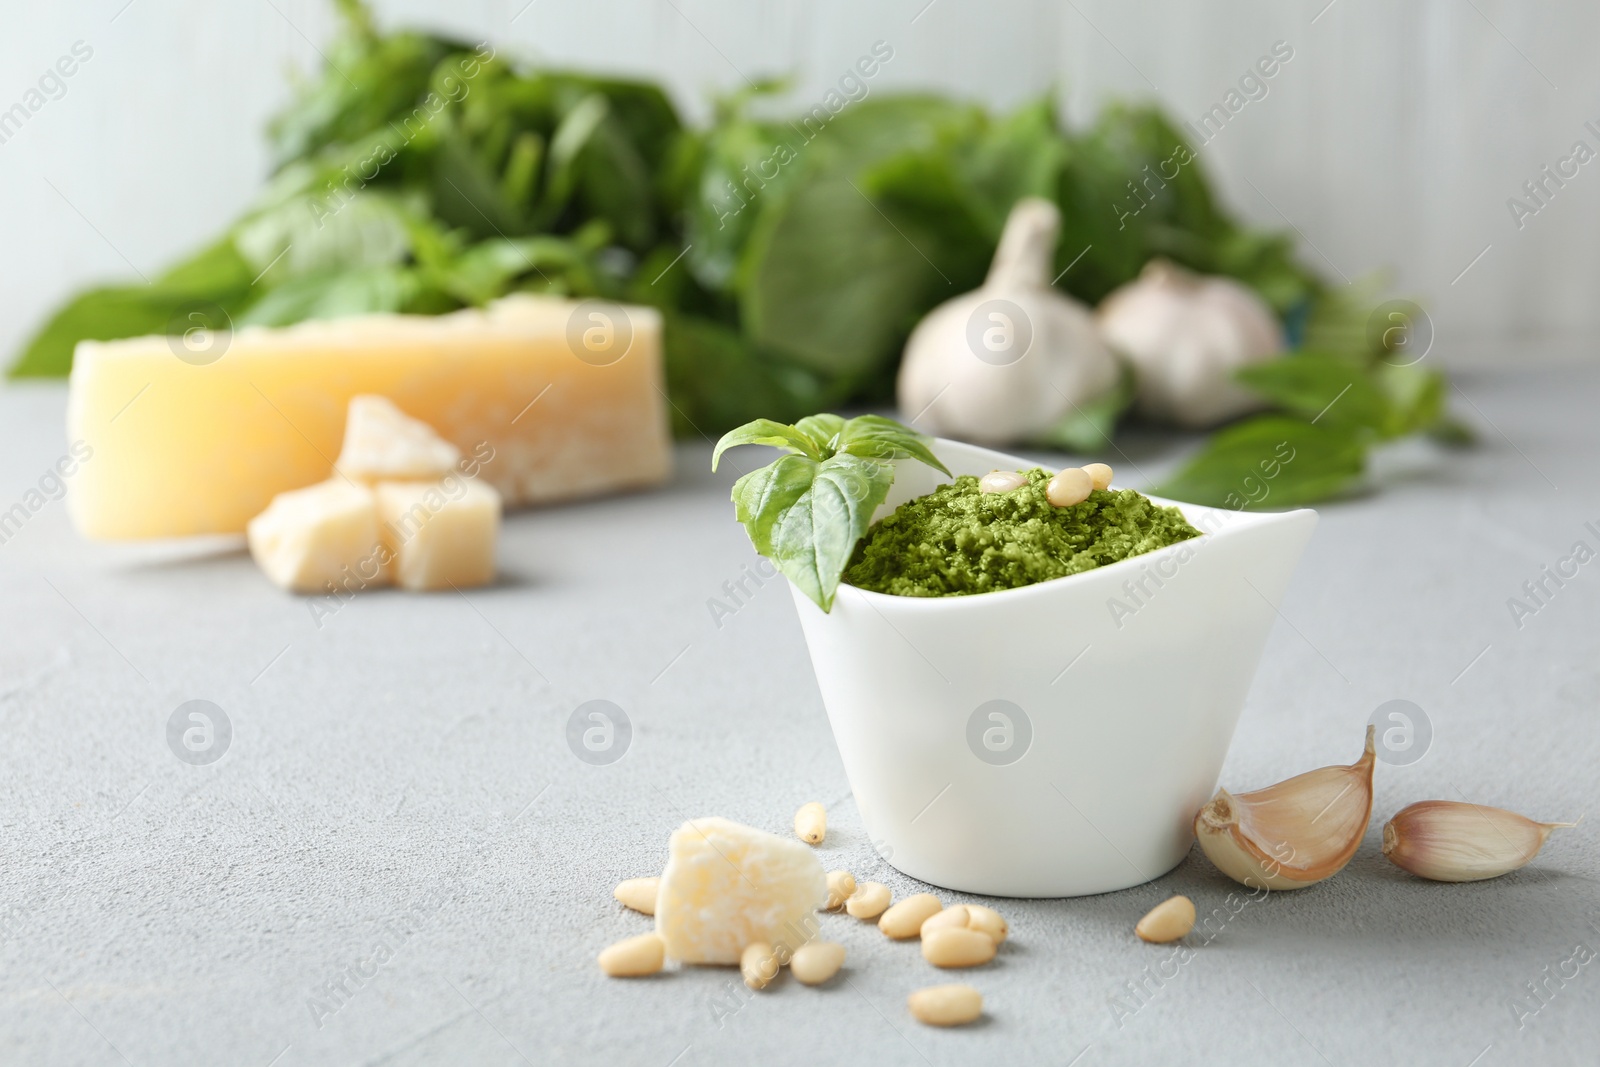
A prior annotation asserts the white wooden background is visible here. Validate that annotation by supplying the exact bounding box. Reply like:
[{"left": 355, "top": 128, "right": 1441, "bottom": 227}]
[{"left": 3, "top": 0, "right": 1596, "bottom": 369}]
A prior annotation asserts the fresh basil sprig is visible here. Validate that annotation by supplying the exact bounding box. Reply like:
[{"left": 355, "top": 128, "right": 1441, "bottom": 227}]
[{"left": 713, "top": 414, "right": 951, "bottom": 612}]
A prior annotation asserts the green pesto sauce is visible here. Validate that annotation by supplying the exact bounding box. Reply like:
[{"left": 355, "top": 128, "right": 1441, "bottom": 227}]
[{"left": 843, "top": 468, "right": 1201, "bottom": 598}]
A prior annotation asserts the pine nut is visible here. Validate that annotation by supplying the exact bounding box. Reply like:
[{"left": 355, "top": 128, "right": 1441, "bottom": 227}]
[
  {"left": 1135, "top": 895, "right": 1195, "bottom": 943},
  {"left": 612, "top": 877, "right": 659, "bottom": 916},
  {"left": 879, "top": 893, "right": 942, "bottom": 939},
  {"left": 790, "top": 941, "right": 846, "bottom": 986},
  {"left": 741, "top": 942, "right": 780, "bottom": 990},
  {"left": 980, "top": 470, "right": 1027, "bottom": 494},
  {"left": 921, "top": 927, "right": 997, "bottom": 968},
  {"left": 920, "top": 906, "right": 970, "bottom": 936},
  {"left": 823, "top": 870, "right": 857, "bottom": 911},
  {"left": 1083, "top": 462, "right": 1114, "bottom": 490},
  {"left": 598, "top": 933, "right": 665, "bottom": 977},
  {"left": 845, "top": 881, "right": 891, "bottom": 919},
  {"left": 908, "top": 984, "right": 983, "bottom": 1027},
  {"left": 1046, "top": 467, "right": 1094, "bottom": 507},
  {"left": 964, "top": 904, "right": 1008, "bottom": 944},
  {"left": 794, "top": 802, "right": 826, "bottom": 845}
]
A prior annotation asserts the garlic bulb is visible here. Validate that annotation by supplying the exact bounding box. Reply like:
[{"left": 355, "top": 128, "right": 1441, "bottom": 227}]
[
  {"left": 1096, "top": 258, "right": 1284, "bottom": 429},
  {"left": 1193, "top": 726, "right": 1376, "bottom": 890},
  {"left": 897, "top": 198, "right": 1120, "bottom": 446},
  {"left": 1383, "top": 801, "right": 1575, "bottom": 882}
]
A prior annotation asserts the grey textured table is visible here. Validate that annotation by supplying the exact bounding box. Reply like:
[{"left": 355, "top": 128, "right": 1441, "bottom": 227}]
[{"left": 1, "top": 368, "right": 1597, "bottom": 1067}]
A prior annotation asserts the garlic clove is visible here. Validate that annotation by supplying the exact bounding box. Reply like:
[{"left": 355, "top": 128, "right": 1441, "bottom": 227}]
[
  {"left": 1382, "top": 801, "right": 1576, "bottom": 882},
  {"left": 1193, "top": 726, "right": 1377, "bottom": 890}
]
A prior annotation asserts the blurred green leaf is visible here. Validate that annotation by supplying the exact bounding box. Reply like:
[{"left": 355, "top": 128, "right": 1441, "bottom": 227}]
[
  {"left": 1235, "top": 352, "right": 1389, "bottom": 434},
  {"left": 960, "top": 97, "right": 1069, "bottom": 233},
  {"left": 1152, "top": 416, "right": 1366, "bottom": 508},
  {"left": 742, "top": 173, "right": 949, "bottom": 377},
  {"left": 435, "top": 236, "right": 582, "bottom": 304},
  {"left": 659, "top": 312, "right": 831, "bottom": 436},
  {"left": 1373, "top": 361, "right": 1447, "bottom": 438},
  {"left": 238, "top": 265, "right": 419, "bottom": 326},
  {"left": 1428, "top": 415, "right": 1477, "bottom": 447},
  {"left": 9, "top": 238, "right": 255, "bottom": 378}
]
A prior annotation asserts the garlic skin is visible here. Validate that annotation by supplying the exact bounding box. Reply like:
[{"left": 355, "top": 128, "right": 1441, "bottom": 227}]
[
  {"left": 1194, "top": 726, "right": 1376, "bottom": 890},
  {"left": 897, "top": 198, "right": 1120, "bottom": 447},
  {"left": 1383, "top": 802, "right": 1575, "bottom": 882},
  {"left": 1097, "top": 259, "right": 1284, "bottom": 429}
]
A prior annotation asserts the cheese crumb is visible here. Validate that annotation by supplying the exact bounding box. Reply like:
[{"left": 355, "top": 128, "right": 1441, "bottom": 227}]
[
  {"left": 336, "top": 395, "right": 462, "bottom": 483},
  {"left": 247, "top": 478, "right": 386, "bottom": 594},
  {"left": 375, "top": 477, "right": 500, "bottom": 591}
]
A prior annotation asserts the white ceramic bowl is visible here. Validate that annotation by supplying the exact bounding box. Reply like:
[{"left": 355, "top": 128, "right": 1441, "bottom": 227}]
[{"left": 789, "top": 438, "right": 1317, "bottom": 897}]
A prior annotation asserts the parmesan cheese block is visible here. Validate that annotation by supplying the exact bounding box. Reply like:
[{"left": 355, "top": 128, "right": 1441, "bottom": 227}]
[
  {"left": 655, "top": 817, "right": 826, "bottom": 965},
  {"left": 375, "top": 478, "right": 500, "bottom": 591},
  {"left": 66, "top": 295, "right": 671, "bottom": 539},
  {"left": 246, "top": 478, "right": 386, "bottom": 594}
]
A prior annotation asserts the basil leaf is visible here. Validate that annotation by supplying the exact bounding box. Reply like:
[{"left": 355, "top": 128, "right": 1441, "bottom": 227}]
[
  {"left": 767, "top": 453, "right": 896, "bottom": 612},
  {"left": 794, "top": 413, "right": 847, "bottom": 449},
  {"left": 720, "top": 412, "right": 946, "bottom": 610},
  {"left": 835, "top": 414, "right": 951, "bottom": 475},
  {"left": 712, "top": 419, "right": 823, "bottom": 471},
  {"left": 1152, "top": 416, "right": 1365, "bottom": 509},
  {"left": 1235, "top": 352, "right": 1388, "bottom": 433},
  {"left": 730, "top": 453, "right": 818, "bottom": 556}
]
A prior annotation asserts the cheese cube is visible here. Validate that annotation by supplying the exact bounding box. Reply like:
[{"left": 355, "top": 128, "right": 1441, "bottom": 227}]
[
  {"left": 246, "top": 478, "right": 387, "bottom": 594},
  {"left": 337, "top": 395, "right": 461, "bottom": 482},
  {"left": 375, "top": 477, "right": 500, "bottom": 591},
  {"left": 67, "top": 295, "right": 671, "bottom": 539},
  {"left": 655, "top": 817, "right": 826, "bottom": 964}
]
